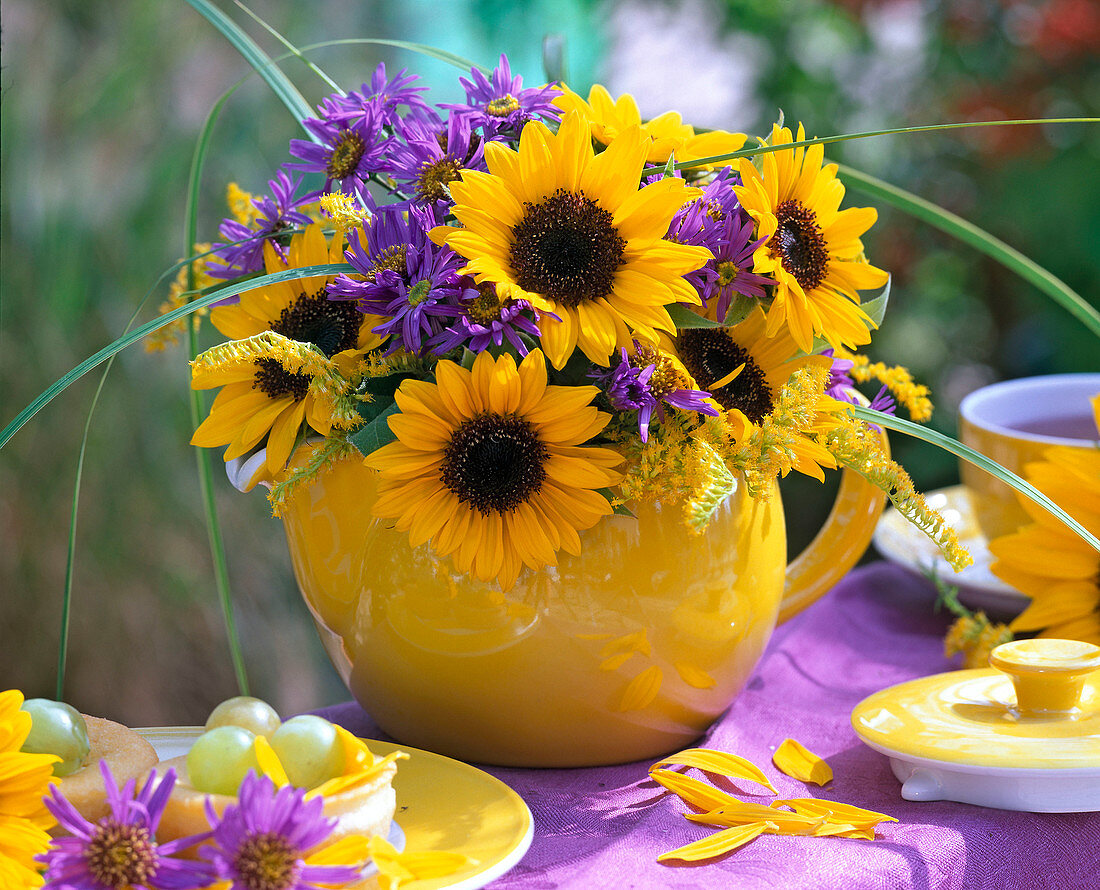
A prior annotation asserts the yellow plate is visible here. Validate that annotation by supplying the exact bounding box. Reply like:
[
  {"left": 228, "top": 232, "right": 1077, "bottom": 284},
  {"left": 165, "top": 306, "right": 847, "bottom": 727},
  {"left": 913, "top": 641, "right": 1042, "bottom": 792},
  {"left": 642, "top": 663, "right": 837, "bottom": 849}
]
[{"left": 135, "top": 727, "right": 533, "bottom": 890}]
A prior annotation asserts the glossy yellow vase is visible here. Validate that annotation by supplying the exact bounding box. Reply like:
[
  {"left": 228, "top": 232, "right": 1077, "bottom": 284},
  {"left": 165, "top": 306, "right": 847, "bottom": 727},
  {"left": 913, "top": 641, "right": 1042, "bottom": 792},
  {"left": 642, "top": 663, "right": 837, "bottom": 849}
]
[{"left": 278, "top": 446, "right": 885, "bottom": 766}]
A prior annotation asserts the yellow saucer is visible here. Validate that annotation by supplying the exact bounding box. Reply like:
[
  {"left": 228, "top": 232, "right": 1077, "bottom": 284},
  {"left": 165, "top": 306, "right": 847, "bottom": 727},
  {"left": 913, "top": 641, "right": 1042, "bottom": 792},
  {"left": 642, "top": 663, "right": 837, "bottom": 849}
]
[{"left": 135, "top": 727, "right": 533, "bottom": 889}]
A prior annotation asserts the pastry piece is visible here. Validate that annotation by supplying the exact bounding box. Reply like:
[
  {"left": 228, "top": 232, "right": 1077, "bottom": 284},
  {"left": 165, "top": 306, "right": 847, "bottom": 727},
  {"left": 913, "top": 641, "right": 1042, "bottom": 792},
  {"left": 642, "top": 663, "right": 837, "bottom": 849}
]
[{"left": 54, "top": 715, "right": 159, "bottom": 824}]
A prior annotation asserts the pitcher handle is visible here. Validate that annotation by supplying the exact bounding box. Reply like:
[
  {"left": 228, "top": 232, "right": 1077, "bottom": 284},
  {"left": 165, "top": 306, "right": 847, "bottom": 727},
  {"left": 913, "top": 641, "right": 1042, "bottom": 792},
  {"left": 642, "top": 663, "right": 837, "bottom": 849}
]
[{"left": 777, "top": 428, "right": 889, "bottom": 624}]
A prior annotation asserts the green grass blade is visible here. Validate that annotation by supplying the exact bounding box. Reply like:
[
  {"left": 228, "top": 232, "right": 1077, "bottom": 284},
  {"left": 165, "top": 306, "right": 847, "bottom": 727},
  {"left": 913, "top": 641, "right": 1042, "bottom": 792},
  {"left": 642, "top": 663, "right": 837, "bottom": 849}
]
[
  {"left": 644, "top": 118, "right": 1100, "bottom": 175},
  {"left": 850, "top": 406, "right": 1100, "bottom": 554},
  {"left": 294, "top": 38, "right": 486, "bottom": 72},
  {"left": 234, "top": 2, "right": 342, "bottom": 94},
  {"left": 0, "top": 263, "right": 352, "bottom": 450},
  {"left": 186, "top": 0, "right": 317, "bottom": 136},
  {"left": 836, "top": 164, "right": 1100, "bottom": 340},
  {"left": 184, "top": 80, "right": 250, "bottom": 696}
]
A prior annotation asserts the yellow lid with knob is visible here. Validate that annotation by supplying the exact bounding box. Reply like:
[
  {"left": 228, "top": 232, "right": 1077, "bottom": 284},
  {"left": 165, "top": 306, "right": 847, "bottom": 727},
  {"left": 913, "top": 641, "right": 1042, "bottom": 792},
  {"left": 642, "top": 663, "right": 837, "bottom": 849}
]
[{"left": 851, "top": 639, "right": 1100, "bottom": 770}]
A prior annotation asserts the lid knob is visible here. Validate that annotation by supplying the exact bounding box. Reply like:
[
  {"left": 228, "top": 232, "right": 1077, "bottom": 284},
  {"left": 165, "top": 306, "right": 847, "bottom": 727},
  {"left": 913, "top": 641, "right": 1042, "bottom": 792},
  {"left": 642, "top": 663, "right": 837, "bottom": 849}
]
[{"left": 990, "top": 639, "right": 1100, "bottom": 716}]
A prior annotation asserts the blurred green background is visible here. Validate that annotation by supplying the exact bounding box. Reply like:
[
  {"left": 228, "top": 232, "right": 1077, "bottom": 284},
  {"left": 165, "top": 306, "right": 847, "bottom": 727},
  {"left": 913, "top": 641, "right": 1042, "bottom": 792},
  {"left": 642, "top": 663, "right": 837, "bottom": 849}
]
[{"left": 2, "top": 0, "right": 1097, "bottom": 727}]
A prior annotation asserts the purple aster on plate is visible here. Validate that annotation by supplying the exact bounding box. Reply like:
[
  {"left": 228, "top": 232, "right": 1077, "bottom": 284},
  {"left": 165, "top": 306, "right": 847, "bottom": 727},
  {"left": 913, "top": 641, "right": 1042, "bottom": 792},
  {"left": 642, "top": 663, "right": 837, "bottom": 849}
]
[
  {"left": 592, "top": 343, "right": 718, "bottom": 441},
  {"left": 38, "top": 762, "right": 212, "bottom": 890},
  {"left": 338, "top": 62, "right": 432, "bottom": 127},
  {"left": 441, "top": 54, "right": 562, "bottom": 138},
  {"left": 328, "top": 205, "right": 464, "bottom": 354},
  {"left": 209, "top": 169, "right": 317, "bottom": 279},
  {"left": 428, "top": 277, "right": 543, "bottom": 356},
  {"left": 200, "top": 772, "right": 367, "bottom": 890},
  {"left": 287, "top": 96, "right": 388, "bottom": 194},
  {"left": 383, "top": 111, "right": 486, "bottom": 208}
]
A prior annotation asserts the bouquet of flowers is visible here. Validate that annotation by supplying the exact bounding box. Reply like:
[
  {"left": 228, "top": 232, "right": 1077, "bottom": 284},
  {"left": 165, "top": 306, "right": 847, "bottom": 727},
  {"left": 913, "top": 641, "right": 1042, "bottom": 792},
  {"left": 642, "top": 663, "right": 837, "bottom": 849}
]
[{"left": 176, "top": 52, "right": 970, "bottom": 590}]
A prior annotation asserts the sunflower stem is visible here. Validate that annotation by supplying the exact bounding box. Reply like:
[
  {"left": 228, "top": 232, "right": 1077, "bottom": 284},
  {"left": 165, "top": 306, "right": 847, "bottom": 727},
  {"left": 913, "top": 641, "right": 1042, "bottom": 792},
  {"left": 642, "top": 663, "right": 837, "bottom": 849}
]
[{"left": 850, "top": 406, "right": 1100, "bottom": 554}]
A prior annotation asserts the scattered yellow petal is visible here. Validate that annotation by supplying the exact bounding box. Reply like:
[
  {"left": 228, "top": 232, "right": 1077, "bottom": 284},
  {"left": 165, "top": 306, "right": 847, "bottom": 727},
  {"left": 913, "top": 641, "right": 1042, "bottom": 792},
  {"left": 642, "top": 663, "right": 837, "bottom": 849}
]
[
  {"left": 673, "top": 661, "right": 716, "bottom": 689},
  {"left": 650, "top": 747, "right": 776, "bottom": 793},
  {"left": 686, "top": 803, "right": 820, "bottom": 833},
  {"left": 367, "top": 835, "right": 477, "bottom": 890},
  {"left": 776, "top": 797, "right": 896, "bottom": 828},
  {"left": 773, "top": 738, "right": 833, "bottom": 785},
  {"left": 305, "top": 833, "right": 372, "bottom": 867},
  {"left": 657, "top": 822, "right": 768, "bottom": 862},
  {"left": 310, "top": 751, "right": 409, "bottom": 799},
  {"left": 649, "top": 769, "right": 741, "bottom": 811},
  {"left": 252, "top": 735, "right": 289, "bottom": 787},
  {"left": 614, "top": 665, "right": 663, "bottom": 711},
  {"left": 599, "top": 652, "right": 636, "bottom": 671},
  {"left": 599, "top": 629, "right": 652, "bottom": 659}
]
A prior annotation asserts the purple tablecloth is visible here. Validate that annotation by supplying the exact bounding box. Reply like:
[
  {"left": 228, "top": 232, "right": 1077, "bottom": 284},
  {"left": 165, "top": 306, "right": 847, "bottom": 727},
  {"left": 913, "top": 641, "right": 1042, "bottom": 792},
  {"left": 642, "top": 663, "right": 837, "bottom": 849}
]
[{"left": 319, "top": 563, "right": 1100, "bottom": 889}]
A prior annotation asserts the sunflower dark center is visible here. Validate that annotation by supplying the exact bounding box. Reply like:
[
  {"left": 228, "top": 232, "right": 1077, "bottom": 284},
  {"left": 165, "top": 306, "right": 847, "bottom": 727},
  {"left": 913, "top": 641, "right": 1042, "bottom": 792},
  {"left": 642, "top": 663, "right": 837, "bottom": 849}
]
[
  {"left": 770, "top": 199, "right": 829, "bottom": 291},
  {"left": 327, "top": 131, "right": 366, "bottom": 180},
  {"left": 417, "top": 156, "right": 463, "bottom": 203},
  {"left": 509, "top": 188, "right": 625, "bottom": 308},
  {"left": 487, "top": 95, "right": 520, "bottom": 117},
  {"left": 272, "top": 289, "right": 361, "bottom": 357},
  {"left": 85, "top": 819, "right": 157, "bottom": 889},
  {"left": 233, "top": 832, "right": 300, "bottom": 890},
  {"left": 253, "top": 358, "right": 310, "bottom": 402},
  {"left": 675, "top": 328, "right": 773, "bottom": 422},
  {"left": 442, "top": 413, "right": 548, "bottom": 515}
]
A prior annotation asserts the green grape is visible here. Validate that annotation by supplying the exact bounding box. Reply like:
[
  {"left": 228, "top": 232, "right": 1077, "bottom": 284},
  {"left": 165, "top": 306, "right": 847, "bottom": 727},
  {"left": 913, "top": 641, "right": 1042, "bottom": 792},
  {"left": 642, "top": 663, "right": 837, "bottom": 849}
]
[
  {"left": 186, "top": 726, "right": 260, "bottom": 796},
  {"left": 205, "top": 696, "right": 281, "bottom": 738},
  {"left": 20, "top": 699, "right": 90, "bottom": 777},
  {"left": 269, "top": 716, "right": 345, "bottom": 790}
]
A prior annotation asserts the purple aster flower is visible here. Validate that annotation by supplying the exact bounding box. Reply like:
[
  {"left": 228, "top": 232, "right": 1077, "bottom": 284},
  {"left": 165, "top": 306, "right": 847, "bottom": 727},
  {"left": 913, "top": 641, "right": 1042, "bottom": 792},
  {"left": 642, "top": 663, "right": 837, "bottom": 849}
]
[
  {"left": 592, "top": 344, "right": 718, "bottom": 441},
  {"left": 441, "top": 54, "right": 562, "bottom": 138},
  {"left": 38, "top": 762, "right": 212, "bottom": 890},
  {"left": 383, "top": 112, "right": 486, "bottom": 209},
  {"left": 287, "top": 96, "right": 388, "bottom": 194},
  {"left": 328, "top": 205, "right": 464, "bottom": 355},
  {"left": 209, "top": 170, "right": 317, "bottom": 279},
  {"left": 338, "top": 63, "right": 432, "bottom": 127},
  {"left": 708, "top": 211, "right": 773, "bottom": 323},
  {"left": 201, "top": 773, "right": 364, "bottom": 890},
  {"left": 428, "top": 277, "right": 543, "bottom": 356}
]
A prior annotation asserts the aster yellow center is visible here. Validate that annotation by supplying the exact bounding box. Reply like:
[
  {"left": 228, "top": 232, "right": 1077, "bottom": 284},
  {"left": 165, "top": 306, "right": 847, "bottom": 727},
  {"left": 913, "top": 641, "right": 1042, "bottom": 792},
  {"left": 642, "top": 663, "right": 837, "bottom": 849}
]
[
  {"left": 85, "top": 819, "right": 157, "bottom": 889},
  {"left": 632, "top": 343, "right": 688, "bottom": 399},
  {"left": 717, "top": 261, "right": 739, "bottom": 287},
  {"left": 676, "top": 329, "right": 773, "bottom": 422},
  {"left": 367, "top": 245, "right": 409, "bottom": 282},
  {"left": 234, "top": 832, "right": 300, "bottom": 890},
  {"left": 467, "top": 283, "right": 504, "bottom": 324},
  {"left": 417, "top": 156, "right": 462, "bottom": 203},
  {"left": 769, "top": 199, "right": 829, "bottom": 291},
  {"left": 407, "top": 280, "right": 432, "bottom": 305},
  {"left": 487, "top": 94, "right": 521, "bottom": 117},
  {"left": 509, "top": 188, "right": 626, "bottom": 308},
  {"left": 327, "top": 131, "right": 366, "bottom": 180},
  {"left": 442, "top": 413, "right": 548, "bottom": 515}
]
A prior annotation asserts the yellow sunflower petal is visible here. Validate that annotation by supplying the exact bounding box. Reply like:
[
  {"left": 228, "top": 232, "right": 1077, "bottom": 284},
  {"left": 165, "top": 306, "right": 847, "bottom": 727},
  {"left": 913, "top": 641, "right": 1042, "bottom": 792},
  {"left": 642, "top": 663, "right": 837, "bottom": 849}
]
[
  {"left": 650, "top": 748, "right": 776, "bottom": 793},
  {"left": 773, "top": 738, "right": 833, "bottom": 785},
  {"left": 656, "top": 823, "right": 768, "bottom": 862}
]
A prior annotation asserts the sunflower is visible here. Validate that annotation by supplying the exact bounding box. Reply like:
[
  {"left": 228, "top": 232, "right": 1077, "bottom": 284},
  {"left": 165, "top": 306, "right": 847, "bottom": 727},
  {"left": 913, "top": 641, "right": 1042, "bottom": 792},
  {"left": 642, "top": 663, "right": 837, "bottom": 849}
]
[
  {"left": 365, "top": 349, "right": 623, "bottom": 589},
  {"left": 431, "top": 110, "right": 712, "bottom": 369},
  {"left": 668, "top": 308, "right": 836, "bottom": 479},
  {"left": 192, "top": 224, "right": 383, "bottom": 478},
  {"left": 734, "top": 124, "right": 889, "bottom": 354},
  {"left": 0, "top": 690, "right": 58, "bottom": 889},
  {"left": 553, "top": 84, "right": 747, "bottom": 168},
  {"left": 990, "top": 405, "right": 1100, "bottom": 644}
]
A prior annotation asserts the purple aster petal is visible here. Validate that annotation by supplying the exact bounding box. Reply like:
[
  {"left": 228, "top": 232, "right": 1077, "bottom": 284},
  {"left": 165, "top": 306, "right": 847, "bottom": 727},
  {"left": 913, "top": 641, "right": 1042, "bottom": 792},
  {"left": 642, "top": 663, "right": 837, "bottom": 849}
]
[
  {"left": 442, "top": 54, "right": 562, "bottom": 138},
  {"left": 287, "top": 97, "right": 389, "bottom": 193}
]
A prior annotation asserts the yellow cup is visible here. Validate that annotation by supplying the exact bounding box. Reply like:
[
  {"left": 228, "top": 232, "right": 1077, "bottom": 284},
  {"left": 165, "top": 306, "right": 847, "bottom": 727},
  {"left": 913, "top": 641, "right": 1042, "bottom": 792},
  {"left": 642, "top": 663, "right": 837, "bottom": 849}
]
[{"left": 958, "top": 373, "right": 1100, "bottom": 541}]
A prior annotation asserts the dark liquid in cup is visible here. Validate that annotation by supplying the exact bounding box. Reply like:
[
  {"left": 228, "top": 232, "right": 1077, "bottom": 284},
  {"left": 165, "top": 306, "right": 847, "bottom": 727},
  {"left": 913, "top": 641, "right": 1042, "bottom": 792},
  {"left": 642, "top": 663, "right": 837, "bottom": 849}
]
[{"left": 1011, "top": 414, "right": 1098, "bottom": 440}]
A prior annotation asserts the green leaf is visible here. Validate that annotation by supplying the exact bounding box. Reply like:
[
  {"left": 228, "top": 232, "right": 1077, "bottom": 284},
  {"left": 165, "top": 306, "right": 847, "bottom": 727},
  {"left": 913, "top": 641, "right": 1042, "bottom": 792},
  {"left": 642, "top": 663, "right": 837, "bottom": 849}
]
[
  {"left": 662, "top": 153, "right": 677, "bottom": 179},
  {"left": 352, "top": 372, "right": 417, "bottom": 425},
  {"left": 722, "top": 294, "right": 758, "bottom": 327},
  {"left": 859, "top": 275, "right": 891, "bottom": 329},
  {"left": 185, "top": 0, "right": 317, "bottom": 137},
  {"left": 850, "top": 406, "right": 1100, "bottom": 554},
  {"left": 667, "top": 303, "right": 724, "bottom": 329},
  {"left": 0, "top": 263, "right": 353, "bottom": 450},
  {"left": 836, "top": 165, "right": 1100, "bottom": 341},
  {"left": 349, "top": 401, "right": 401, "bottom": 456},
  {"left": 598, "top": 487, "right": 634, "bottom": 517}
]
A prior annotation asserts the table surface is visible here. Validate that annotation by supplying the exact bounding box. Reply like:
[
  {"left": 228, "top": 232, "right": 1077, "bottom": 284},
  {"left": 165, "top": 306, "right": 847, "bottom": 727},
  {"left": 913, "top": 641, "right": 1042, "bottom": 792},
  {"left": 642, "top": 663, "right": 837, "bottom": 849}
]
[{"left": 320, "top": 562, "right": 1100, "bottom": 890}]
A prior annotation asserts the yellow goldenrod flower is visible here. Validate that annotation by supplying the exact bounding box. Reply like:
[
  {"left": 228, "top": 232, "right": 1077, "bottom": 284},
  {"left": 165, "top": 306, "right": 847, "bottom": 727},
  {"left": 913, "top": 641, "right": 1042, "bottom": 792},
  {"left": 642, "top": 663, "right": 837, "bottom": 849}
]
[
  {"left": 320, "top": 191, "right": 368, "bottom": 233},
  {"left": 840, "top": 349, "right": 933, "bottom": 422},
  {"left": 226, "top": 182, "right": 258, "bottom": 226},
  {"left": 144, "top": 244, "right": 215, "bottom": 353}
]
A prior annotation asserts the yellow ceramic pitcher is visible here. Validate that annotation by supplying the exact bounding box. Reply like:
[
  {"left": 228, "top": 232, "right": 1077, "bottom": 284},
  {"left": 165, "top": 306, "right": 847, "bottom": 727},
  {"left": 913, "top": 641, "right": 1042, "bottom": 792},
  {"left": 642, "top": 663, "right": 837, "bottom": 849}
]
[{"left": 276, "top": 446, "right": 884, "bottom": 767}]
